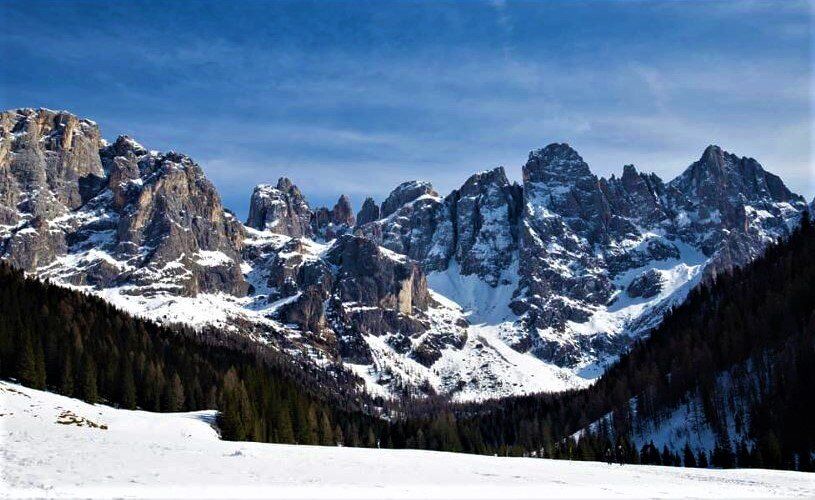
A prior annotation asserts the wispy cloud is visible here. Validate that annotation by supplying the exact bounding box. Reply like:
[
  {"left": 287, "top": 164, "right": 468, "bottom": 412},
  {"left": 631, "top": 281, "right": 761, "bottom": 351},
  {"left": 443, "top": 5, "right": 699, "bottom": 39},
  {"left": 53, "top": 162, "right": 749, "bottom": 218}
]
[{"left": 1, "top": 0, "right": 811, "bottom": 214}]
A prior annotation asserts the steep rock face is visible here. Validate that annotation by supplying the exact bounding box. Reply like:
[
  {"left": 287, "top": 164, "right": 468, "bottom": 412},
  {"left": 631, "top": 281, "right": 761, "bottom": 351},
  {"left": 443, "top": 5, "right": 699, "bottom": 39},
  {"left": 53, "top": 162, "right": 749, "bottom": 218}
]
[
  {"left": 355, "top": 197, "right": 380, "bottom": 227},
  {"left": 0, "top": 110, "right": 247, "bottom": 297},
  {"left": 446, "top": 167, "right": 521, "bottom": 286},
  {"left": 312, "top": 194, "right": 355, "bottom": 240},
  {"left": 246, "top": 178, "right": 313, "bottom": 237},
  {"left": 2, "top": 107, "right": 809, "bottom": 401},
  {"left": 380, "top": 180, "right": 435, "bottom": 218},
  {"left": 506, "top": 143, "right": 806, "bottom": 366},
  {"left": 357, "top": 170, "right": 523, "bottom": 284},
  {"left": 356, "top": 181, "right": 449, "bottom": 266},
  {"left": 600, "top": 165, "right": 670, "bottom": 229},
  {"left": 249, "top": 232, "right": 465, "bottom": 370},
  {"left": 324, "top": 236, "right": 431, "bottom": 363},
  {"left": 513, "top": 144, "right": 616, "bottom": 336},
  {"left": 97, "top": 141, "right": 247, "bottom": 296},
  {"left": 666, "top": 145, "right": 805, "bottom": 275},
  {"left": 0, "top": 108, "right": 106, "bottom": 269}
]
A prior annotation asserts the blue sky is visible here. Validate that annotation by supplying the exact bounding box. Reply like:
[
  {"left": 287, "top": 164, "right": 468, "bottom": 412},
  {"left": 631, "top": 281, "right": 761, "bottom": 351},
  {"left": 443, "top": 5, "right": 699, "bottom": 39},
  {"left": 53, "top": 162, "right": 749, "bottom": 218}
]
[{"left": 1, "top": 0, "right": 812, "bottom": 217}]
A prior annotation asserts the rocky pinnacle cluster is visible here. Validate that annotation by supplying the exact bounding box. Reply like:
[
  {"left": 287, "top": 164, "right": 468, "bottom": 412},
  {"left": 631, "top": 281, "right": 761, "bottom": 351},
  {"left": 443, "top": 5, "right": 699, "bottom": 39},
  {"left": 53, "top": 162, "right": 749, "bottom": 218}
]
[{"left": 1, "top": 108, "right": 810, "bottom": 398}]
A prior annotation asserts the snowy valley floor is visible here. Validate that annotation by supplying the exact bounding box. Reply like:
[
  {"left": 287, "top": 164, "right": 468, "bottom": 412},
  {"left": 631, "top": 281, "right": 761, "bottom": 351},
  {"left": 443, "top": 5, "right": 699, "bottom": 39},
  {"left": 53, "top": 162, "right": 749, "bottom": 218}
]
[{"left": 1, "top": 381, "right": 813, "bottom": 499}]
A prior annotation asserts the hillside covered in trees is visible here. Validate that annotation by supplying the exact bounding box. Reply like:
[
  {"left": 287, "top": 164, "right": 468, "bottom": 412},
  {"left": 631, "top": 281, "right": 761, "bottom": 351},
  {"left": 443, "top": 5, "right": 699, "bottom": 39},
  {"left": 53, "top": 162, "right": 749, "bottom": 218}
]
[
  {"left": 2, "top": 216, "right": 813, "bottom": 471},
  {"left": 0, "top": 263, "right": 396, "bottom": 446}
]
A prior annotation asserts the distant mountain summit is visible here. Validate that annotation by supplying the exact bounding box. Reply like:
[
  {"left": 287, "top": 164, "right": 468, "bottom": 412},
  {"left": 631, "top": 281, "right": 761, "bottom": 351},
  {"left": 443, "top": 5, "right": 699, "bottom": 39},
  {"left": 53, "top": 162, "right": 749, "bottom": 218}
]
[{"left": 0, "top": 108, "right": 808, "bottom": 400}]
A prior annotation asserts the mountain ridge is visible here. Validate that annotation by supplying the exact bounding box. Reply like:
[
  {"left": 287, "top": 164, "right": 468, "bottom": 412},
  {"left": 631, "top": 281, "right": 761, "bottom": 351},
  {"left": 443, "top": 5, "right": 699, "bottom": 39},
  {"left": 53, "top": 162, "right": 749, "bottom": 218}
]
[{"left": 0, "top": 107, "right": 808, "bottom": 400}]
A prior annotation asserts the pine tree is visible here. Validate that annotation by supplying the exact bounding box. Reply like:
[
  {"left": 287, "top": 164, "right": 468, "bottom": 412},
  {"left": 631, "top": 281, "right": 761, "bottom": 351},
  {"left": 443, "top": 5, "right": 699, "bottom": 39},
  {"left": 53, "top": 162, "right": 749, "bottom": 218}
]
[
  {"left": 120, "top": 363, "right": 137, "bottom": 410},
  {"left": 59, "top": 355, "right": 74, "bottom": 397},
  {"left": 170, "top": 373, "right": 185, "bottom": 411},
  {"left": 16, "top": 330, "right": 40, "bottom": 388},
  {"left": 698, "top": 450, "right": 709, "bottom": 468},
  {"left": 275, "top": 403, "right": 295, "bottom": 443},
  {"left": 683, "top": 442, "right": 697, "bottom": 467},
  {"left": 661, "top": 445, "right": 673, "bottom": 466},
  {"left": 80, "top": 355, "right": 98, "bottom": 404},
  {"left": 319, "top": 412, "right": 334, "bottom": 446}
]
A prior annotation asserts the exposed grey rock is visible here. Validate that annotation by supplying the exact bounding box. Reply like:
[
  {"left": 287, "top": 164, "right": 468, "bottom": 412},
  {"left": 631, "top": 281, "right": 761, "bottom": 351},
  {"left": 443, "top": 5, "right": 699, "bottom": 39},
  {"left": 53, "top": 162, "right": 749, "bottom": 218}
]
[
  {"left": 2, "top": 106, "right": 810, "bottom": 399},
  {"left": 627, "top": 269, "right": 664, "bottom": 299},
  {"left": 666, "top": 145, "right": 807, "bottom": 277},
  {"left": 356, "top": 181, "right": 448, "bottom": 266},
  {"left": 312, "top": 194, "right": 355, "bottom": 239},
  {"left": 355, "top": 197, "right": 380, "bottom": 227},
  {"left": 512, "top": 144, "right": 616, "bottom": 346},
  {"left": 380, "top": 180, "right": 436, "bottom": 218},
  {"left": 0, "top": 108, "right": 106, "bottom": 270},
  {"left": 246, "top": 177, "right": 313, "bottom": 237},
  {"left": 448, "top": 167, "right": 522, "bottom": 285},
  {"left": 96, "top": 147, "right": 248, "bottom": 296}
]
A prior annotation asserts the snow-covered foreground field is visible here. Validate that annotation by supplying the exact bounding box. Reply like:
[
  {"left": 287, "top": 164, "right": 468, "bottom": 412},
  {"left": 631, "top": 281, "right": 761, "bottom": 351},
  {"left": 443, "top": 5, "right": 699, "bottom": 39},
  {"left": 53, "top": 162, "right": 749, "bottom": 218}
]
[{"left": 2, "top": 381, "right": 813, "bottom": 499}]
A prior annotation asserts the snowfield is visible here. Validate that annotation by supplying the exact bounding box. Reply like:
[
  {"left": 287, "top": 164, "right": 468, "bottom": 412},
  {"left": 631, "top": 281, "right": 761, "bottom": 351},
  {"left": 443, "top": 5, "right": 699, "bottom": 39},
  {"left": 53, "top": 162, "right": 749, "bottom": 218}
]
[{"left": 2, "top": 381, "right": 814, "bottom": 499}]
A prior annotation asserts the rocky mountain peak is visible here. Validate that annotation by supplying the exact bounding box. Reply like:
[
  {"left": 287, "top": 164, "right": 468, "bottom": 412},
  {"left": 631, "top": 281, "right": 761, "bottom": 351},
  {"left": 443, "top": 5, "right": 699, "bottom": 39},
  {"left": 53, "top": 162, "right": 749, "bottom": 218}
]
[
  {"left": 355, "top": 197, "right": 380, "bottom": 227},
  {"left": 380, "top": 180, "right": 437, "bottom": 218},
  {"left": 460, "top": 166, "right": 510, "bottom": 191},
  {"left": 620, "top": 164, "right": 639, "bottom": 182},
  {"left": 276, "top": 176, "right": 295, "bottom": 192},
  {"left": 246, "top": 178, "right": 313, "bottom": 237},
  {"left": 524, "top": 143, "right": 593, "bottom": 185},
  {"left": 2, "top": 106, "right": 811, "bottom": 401},
  {"left": 105, "top": 135, "right": 148, "bottom": 159},
  {"left": 311, "top": 194, "right": 356, "bottom": 240},
  {"left": 670, "top": 145, "right": 804, "bottom": 211},
  {"left": 0, "top": 108, "right": 105, "bottom": 213},
  {"left": 332, "top": 195, "right": 355, "bottom": 227},
  {"left": 449, "top": 166, "right": 521, "bottom": 285}
]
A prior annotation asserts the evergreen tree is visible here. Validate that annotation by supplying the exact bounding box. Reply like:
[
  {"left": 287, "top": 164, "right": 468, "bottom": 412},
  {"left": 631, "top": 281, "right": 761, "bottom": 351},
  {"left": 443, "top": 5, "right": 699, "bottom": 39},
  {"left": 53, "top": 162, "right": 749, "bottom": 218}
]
[
  {"left": 16, "top": 329, "right": 42, "bottom": 388},
  {"left": 59, "top": 355, "right": 74, "bottom": 397},
  {"left": 119, "top": 358, "right": 136, "bottom": 409},
  {"left": 319, "top": 412, "right": 334, "bottom": 446},
  {"left": 697, "top": 450, "right": 709, "bottom": 469},
  {"left": 683, "top": 442, "right": 697, "bottom": 467},
  {"left": 80, "top": 355, "right": 98, "bottom": 404}
]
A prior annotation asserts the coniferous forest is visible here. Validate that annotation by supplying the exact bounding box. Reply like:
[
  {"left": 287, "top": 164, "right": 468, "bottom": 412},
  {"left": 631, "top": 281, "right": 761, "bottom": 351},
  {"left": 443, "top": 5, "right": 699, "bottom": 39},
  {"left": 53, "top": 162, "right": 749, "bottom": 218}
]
[{"left": 1, "top": 216, "right": 813, "bottom": 470}]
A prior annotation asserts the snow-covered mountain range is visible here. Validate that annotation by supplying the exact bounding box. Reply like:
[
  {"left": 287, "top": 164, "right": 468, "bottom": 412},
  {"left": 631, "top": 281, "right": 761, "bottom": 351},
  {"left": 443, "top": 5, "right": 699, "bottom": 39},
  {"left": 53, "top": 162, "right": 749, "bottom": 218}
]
[{"left": 0, "top": 108, "right": 809, "bottom": 400}]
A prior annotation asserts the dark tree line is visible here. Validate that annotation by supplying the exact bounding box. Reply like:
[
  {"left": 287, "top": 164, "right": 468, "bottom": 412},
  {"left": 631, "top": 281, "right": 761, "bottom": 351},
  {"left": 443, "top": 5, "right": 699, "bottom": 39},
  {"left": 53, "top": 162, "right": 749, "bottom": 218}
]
[
  {"left": 0, "top": 263, "right": 395, "bottom": 446},
  {"left": 2, "top": 215, "right": 813, "bottom": 471}
]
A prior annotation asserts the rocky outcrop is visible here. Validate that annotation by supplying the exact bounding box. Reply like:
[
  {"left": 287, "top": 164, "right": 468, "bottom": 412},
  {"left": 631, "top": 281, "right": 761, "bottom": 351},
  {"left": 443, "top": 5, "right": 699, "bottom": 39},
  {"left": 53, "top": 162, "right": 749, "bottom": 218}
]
[
  {"left": 246, "top": 178, "right": 313, "bottom": 237},
  {"left": 504, "top": 143, "right": 807, "bottom": 366},
  {"left": 356, "top": 181, "right": 448, "bottom": 266},
  {"left": 256, "top": 233, "right": 447, "bottom": 366},
  {"left": 447, "top": 167, "right": 521, "bottom": 285},
  {"left": 380, "top": 181, "right": 436, "bottom": 218},
  {"left": 0, "top": 108, "right": 107, "bottom": 269},
  {"left": 666, "top": 145, "right": 806, "bottom": 275},
  {"left": 312, "top": 194, "right": 355, "bottom": 240},
  {"left": 101, "top": 145, "right": 247, "bottom": 296},
  {"left": 355, "top": 197, "right": 380, "bottom": 227},
  {"left": 512, "top": 144, "right": 616, "bottom": 336},
  {"left": 0, "top": 109, "right": 247, "bottom": 296},
  {"left": 627, "top": 269, "right": 664, "bottom": 299},
  {"left": 355, "top": 170, "right": 522, "bottom": 285}
]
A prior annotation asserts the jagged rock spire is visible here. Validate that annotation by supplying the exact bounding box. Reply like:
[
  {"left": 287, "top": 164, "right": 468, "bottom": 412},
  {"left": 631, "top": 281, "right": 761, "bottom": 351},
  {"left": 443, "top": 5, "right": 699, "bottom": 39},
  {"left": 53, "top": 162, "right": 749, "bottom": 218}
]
[{"left": 356, "top": 197, "right": 380, "bottom": 227}]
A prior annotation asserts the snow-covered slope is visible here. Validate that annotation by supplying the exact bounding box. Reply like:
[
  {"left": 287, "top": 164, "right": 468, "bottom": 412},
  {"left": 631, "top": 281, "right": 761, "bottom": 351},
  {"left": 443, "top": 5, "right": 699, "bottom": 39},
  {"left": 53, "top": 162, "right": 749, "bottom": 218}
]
[{"left": 3, "top": 381, "right": 814, "bottom": 499}]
